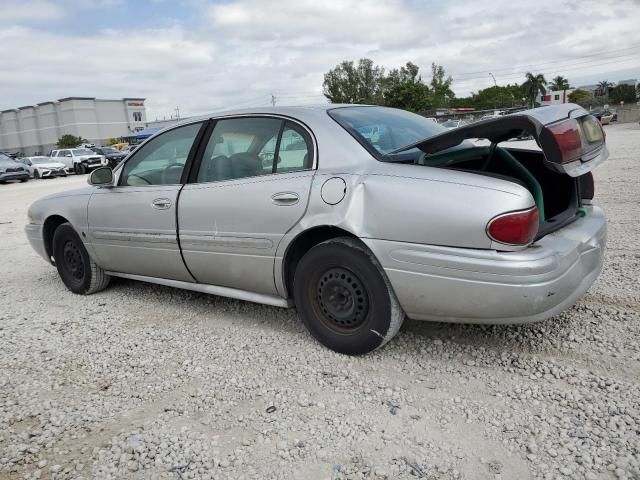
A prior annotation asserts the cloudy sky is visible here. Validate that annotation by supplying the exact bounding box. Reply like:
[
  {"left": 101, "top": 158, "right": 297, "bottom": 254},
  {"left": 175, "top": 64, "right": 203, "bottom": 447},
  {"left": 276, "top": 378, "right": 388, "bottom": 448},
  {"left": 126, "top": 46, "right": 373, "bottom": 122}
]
[{"left": 1, "top": 0, "right": 639, "bottom": 119}]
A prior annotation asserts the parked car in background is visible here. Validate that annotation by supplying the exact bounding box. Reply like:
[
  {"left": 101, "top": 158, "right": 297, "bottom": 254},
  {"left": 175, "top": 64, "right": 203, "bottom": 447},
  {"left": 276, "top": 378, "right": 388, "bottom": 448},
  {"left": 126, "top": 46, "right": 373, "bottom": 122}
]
[
  {"left": 480, "top": 111, "right": 506, "bottom": 121},
  {"left": 21, "top": 156, "right": 67, "bottom": 178},
  {"left": 50, "top": 148, "right": 107, "bottom": 174},
  {"left": 0, "top": 153, "right": 29, "bottom": 183},
  {"left": 119, "top": 145, "right": 139, "bottom": 155},
  {"left": 441, "top": 119, "right": 467, "bottom": 130},
  {"left": 26, "top": 104, "right": 608, "bottom": 355},
  {"left": 91, "top": 146, "right": 127, "bottom": 168},
  {"left": 591, "top": 110, "right": 617, "bottom": 125}
]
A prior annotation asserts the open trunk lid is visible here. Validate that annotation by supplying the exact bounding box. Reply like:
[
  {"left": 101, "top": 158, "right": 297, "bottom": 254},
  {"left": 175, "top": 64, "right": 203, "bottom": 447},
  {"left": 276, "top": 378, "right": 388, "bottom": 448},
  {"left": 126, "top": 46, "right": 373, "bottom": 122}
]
[{"left": 393, "top": 103, "right": 608, "bottom": 178}]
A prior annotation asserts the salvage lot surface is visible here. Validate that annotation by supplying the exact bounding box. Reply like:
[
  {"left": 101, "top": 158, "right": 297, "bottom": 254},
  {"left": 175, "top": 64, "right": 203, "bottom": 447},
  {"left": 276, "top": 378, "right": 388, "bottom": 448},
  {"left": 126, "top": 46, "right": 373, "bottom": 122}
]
[{"left": 1, "top": 123, "right": 639, "bottom": 480}]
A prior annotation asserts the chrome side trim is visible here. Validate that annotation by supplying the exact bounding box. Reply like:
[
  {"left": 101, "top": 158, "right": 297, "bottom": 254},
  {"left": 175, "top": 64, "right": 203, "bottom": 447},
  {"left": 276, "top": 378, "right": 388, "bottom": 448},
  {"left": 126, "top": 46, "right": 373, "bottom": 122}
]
[
  {"left": 105, "top": 272, "right": 291, "bottom": 308},
  {"left": 179, "top": 234, "right": 273, "bottom": 249},
  {"left": 92, "top": 231, "right": 176, "bottom": 243}
]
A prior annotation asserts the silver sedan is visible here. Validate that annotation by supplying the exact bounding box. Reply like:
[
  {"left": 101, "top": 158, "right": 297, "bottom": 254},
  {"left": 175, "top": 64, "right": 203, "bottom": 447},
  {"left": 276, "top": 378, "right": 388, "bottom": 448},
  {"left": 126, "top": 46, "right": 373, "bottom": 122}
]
[{"left": 25, "top": 104, "right": 607, "bottom": 354}]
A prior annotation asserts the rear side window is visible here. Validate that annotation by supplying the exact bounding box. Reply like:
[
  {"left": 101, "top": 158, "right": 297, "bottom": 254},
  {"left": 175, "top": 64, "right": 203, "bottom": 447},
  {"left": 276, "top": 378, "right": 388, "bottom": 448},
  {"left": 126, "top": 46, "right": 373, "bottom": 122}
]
[
  {"left": 277, "top": 123, "right": 312, "bottom": 173},
  {"left": 195, "top": 117, "right": 313, "bottom": 183}
]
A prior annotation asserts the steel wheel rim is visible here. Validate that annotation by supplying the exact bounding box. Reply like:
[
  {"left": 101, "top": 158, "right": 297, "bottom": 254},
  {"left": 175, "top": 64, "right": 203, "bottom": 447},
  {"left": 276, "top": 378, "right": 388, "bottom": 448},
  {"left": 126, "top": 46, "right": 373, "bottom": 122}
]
[
  {"left": 62, "top": 240, "right": 84, "bottom": 281},
  {"left": 314, "top": 267, "right": 369, "bottom": 332}
]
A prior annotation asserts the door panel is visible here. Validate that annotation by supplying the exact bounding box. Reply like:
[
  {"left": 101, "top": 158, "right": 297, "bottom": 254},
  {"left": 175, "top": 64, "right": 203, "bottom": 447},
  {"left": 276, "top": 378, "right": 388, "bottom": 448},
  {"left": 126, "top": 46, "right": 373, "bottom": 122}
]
[
  {"left": 179, "top": 172, "right": 313, "bottom": 294},
  {"left": 86, "top": 121, "right": 204, "bottom": 281},
  {"left": 88, "top": 185, "right": 193, "bottom": 281}
]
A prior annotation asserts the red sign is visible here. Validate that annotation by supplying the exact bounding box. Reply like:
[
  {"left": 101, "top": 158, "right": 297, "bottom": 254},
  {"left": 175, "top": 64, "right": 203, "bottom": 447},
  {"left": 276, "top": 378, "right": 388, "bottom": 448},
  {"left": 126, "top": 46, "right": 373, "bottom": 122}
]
[{"left": 127, "top": 102, "right": 144, "bottom": 107}]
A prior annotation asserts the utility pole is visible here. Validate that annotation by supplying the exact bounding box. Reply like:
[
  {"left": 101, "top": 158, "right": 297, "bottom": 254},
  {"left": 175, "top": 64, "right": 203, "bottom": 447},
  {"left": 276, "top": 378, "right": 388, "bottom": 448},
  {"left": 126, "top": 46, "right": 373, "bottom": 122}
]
[
  {"left": 174, "top": 106, "right": 180, "bottom": 120},
  {"left": 271, "top": 94, "right": 276, "bottom": 107}
]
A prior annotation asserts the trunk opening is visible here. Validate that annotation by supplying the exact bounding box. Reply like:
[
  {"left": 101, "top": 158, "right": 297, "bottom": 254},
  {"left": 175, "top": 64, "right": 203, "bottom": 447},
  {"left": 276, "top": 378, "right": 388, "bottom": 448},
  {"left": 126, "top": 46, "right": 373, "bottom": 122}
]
[{"left": 418, "top": 145, "right": 582, "bottom": 239}]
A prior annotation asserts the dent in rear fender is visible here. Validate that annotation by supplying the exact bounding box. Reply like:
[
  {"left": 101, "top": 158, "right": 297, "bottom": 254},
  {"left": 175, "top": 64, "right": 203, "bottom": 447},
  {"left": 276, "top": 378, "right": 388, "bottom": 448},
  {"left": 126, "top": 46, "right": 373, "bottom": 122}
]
[{"left": 273, "top": 171, "right": 535, "bottom": 296}]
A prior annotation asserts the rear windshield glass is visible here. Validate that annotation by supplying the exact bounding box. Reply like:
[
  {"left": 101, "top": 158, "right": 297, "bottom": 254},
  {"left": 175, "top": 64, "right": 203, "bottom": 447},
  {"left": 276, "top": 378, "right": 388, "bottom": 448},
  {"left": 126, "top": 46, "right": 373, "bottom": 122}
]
[
  {"left": 328, "top": 106, "right": 445, "bottom": 161},
  {"left": 72, "top": 149, "right": 94, "bottom": 156}
]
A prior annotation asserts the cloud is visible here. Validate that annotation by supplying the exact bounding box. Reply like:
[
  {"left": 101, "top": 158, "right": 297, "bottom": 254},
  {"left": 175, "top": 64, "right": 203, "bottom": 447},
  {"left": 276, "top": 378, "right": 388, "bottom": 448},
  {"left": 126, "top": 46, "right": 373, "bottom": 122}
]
[
  {"left": 1, "top": 0, "right": 639, "bottom": 118},
  {"left": 1, "top": 0, "right": 65, "bottom": 22}
]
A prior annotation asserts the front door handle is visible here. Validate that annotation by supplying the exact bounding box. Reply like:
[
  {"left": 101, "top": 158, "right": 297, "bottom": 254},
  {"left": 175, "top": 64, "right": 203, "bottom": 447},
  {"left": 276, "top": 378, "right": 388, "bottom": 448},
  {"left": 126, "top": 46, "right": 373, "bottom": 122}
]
[
  {"left": 271, "top": 192, "right": 299, "bottom": 206},
  {"left": 151, "top": 198, "right": 172, "bottom": 209}
]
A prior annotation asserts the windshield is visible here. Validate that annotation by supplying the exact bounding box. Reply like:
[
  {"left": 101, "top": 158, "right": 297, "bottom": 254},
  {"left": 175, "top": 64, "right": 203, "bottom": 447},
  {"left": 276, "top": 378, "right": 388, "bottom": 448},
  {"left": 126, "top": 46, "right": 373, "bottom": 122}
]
[
  {"left": 100, "top": 147, "right": 120, "bottom": 154},
  {"left": 72, "top": 149, "right": 95, "bottom": 156},
  {"left": 328, "top": 106, "right": 445, "bottom": 160},
  {"left": 30, "top": 157, "right": 51, "bottom": 164},
  {"left": 442, "top": 120, "right": 460, "bottom": 127}
]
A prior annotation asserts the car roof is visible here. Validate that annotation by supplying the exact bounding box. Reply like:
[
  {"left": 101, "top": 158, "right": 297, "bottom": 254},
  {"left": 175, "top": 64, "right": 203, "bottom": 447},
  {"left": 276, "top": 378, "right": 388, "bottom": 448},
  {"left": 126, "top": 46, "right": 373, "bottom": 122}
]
[{"left": 171, "top": 103, "right": 376, "bottom": 126}]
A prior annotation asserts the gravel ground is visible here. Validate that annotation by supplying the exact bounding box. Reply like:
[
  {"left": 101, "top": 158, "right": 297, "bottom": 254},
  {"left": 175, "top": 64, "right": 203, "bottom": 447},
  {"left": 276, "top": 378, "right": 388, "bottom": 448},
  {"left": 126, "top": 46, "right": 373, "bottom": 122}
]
[{"left": 1, "top": 122, "right": 639, "bottom": 480}]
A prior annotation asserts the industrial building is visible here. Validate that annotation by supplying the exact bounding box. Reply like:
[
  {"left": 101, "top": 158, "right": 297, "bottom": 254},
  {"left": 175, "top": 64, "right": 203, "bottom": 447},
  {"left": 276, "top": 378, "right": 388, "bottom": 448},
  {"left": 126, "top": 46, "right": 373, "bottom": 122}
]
[{"left": 0, "top": 97, "right": 147, "bottom": 155}]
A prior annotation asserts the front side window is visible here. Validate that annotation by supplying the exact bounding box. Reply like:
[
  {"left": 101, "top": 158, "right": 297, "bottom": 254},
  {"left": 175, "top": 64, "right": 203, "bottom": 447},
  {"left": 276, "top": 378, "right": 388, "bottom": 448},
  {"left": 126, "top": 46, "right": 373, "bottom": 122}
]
[
  {"left": 329, "top": 106, "right": 445, "bottom": 161},
  {"left": 120, "top": 122, "right": 202, "bottom": 186}
]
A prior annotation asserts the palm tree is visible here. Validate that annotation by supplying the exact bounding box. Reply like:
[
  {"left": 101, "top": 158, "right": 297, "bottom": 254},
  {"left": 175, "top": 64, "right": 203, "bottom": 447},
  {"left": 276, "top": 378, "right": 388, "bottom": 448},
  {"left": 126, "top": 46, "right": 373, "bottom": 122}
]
[
  {"left": 596, "top": 80, "right": 614, "bottom": 97},
  {"left": 549, "top": 76, "right": 570, "bottom": 91},
  {"left": 522, "top": 72, "right": 547, "bottom": 108}
]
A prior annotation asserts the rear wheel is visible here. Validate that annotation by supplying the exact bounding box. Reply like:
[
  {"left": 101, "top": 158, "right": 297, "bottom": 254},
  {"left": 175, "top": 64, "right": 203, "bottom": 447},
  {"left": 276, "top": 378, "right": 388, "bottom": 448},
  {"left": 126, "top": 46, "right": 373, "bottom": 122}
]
[
  {"left": 52, "top": 223, "right": 110, "bottom": 294},
  {"left": 293, "top": 237, "right": 404, "bottom": 355}
]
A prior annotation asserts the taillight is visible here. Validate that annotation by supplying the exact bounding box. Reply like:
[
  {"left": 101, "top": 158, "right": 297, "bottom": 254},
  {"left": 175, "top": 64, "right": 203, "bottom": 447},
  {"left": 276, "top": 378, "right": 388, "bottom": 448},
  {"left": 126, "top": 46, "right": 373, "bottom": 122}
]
[
  {"left": 487, "top": 207, "right": 539, "bottom": 246},
  {"left": 547, "top": 118, "right": 582, "bottom": 163}
]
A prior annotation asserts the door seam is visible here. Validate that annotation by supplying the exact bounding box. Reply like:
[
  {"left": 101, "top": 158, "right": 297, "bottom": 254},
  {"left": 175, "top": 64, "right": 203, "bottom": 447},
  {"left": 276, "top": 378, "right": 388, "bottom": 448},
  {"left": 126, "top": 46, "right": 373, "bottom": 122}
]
[{"left": 175, "top": 183, "right": 199, "bottom": 283}]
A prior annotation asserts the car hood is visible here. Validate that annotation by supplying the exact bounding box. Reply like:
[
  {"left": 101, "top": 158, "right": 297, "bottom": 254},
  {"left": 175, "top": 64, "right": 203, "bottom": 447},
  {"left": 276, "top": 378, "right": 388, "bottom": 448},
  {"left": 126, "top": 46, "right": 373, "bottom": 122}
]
[
  {"left": 33, "top": 162, "right": 66, "bottom": 169},
  {"left": 0, "top": 159, "right": 24, "bottom": 168}
]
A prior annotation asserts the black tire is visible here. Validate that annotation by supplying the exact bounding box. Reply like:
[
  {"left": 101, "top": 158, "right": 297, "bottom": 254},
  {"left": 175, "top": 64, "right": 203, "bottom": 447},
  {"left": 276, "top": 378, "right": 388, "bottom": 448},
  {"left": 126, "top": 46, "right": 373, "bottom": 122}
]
[
  {"left": 52, "top": 223, "right": 110, "bottom": 294},
  {"left": 20, "top": 178, "right": 28, "bottom": 182},
  {"left": 34, "top": 170, "right": 40, "bottom": 179},
  {"left": 78, "top": 163, "right": 87, "bottom": 175},
  {"left": 293, "top": 237, "right": 404, "bottom": 355}
]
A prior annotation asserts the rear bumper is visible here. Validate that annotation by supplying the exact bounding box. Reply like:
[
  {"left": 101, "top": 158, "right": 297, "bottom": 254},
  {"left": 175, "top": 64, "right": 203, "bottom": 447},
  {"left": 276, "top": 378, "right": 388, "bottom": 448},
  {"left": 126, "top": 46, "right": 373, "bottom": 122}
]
[
  {"left": 364, "top": 205, "right": 607, "bottom": 324},
  {"left": 25, "top": 223, "right": 50, "bottom": 262}
]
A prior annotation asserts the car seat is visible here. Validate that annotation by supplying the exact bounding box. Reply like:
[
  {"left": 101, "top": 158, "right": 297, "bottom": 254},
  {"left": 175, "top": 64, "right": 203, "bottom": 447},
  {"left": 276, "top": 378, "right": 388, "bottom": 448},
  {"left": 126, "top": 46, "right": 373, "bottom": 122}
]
[{"left": 230, "top": 152, "right": 262, "bottom": 178}]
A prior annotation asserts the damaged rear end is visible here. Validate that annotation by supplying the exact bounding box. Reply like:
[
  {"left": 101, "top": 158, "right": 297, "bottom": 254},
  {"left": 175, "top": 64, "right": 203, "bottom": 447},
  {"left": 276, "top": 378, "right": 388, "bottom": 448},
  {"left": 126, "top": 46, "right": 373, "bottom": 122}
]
[
  {"left": 329, "top": 104, "right": 608, "bottom": 324},
  {"left": 397, "top": 103, "right": 607, "bottom": 249}
]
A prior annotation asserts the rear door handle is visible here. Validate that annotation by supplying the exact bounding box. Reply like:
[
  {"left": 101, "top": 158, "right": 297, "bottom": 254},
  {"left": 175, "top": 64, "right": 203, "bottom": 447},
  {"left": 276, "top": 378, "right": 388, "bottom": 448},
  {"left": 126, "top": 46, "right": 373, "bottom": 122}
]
[
  {"left": 151, "top": 198, "right": 172, "bottom": 209},
  {"left": 271, "top": 192, "right": 299, "bottom": 206}
]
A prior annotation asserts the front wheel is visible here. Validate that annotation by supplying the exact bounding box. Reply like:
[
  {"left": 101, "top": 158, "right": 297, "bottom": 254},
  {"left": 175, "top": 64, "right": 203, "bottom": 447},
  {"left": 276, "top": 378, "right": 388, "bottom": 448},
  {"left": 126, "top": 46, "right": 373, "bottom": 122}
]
[
  {"left": 52, "top": 223, "right": 110, "bottom": 294},
  {"left": 34, "top": 170, "right": 40, "bottom": 179},
  {"left": 293, "top": 237, "right": 404, "bottom": 355}
]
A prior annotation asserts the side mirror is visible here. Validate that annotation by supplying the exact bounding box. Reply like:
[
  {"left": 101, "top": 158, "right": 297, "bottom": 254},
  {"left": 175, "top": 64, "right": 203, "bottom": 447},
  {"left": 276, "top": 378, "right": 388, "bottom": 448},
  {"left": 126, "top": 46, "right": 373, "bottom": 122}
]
[{"left": 88, "top": 166, "right": 113, "bottom": 186}]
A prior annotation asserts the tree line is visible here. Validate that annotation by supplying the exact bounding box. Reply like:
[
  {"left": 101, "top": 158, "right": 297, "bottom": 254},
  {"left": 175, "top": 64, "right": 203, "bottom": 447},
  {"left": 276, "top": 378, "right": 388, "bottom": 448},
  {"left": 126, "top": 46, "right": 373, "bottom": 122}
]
[{"left": 322, "top": 58, "right": 639, "bottom": 112}]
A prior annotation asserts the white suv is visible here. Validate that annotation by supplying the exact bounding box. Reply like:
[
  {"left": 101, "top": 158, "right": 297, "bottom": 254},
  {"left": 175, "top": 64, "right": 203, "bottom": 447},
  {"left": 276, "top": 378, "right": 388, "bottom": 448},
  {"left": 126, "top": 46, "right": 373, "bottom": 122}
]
[{"left": 50, "top": 148, "right": 107, "bottom": 174}]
